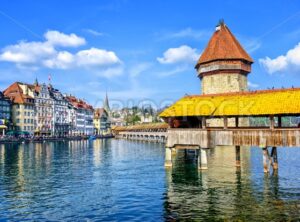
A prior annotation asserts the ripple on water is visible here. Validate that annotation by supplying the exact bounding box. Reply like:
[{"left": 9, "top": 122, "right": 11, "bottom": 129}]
[{"left": 0, "top": 142, "right": 300, "bottom": 221}]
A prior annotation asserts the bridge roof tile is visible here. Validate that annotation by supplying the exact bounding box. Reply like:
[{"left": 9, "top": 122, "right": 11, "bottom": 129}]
[{"left": 160, "top": 88, "right": 300, "bottom": 117}]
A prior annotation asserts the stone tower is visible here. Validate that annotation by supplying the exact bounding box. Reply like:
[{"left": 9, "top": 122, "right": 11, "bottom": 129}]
[{"left": 195, "top": 21, "right": 253, "bottom": 95}]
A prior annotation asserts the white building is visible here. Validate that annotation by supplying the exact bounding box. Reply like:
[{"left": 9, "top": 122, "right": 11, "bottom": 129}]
[
  {"left": 66, "top": 95, "right": 94, "bottom": 135},
  {"left": 50, "top": 87, "right": 70, "bottom": 136},
  {"left": 34, "top": 83, "right": 54, "bottom": 135}
]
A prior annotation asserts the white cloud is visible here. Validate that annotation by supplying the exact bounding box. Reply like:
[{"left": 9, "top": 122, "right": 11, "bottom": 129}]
[
  {"left": 84, "top": 29, "right": 104, "bottom": 36},
  {"left": 248, "top": 81, "right": 259, "bottom": 88},
  {"left": 0, "top": 41, "right": 55, "bottom": 63},
  {"left": 97, "top": 66, "right": 124, "bottom": 78},
  {"left": 157, "top": 45, "right": 199, "bottom": 64},
  {"left": 43, "top": 48, "right": 121, "bottom": 69},
  {"left": 129, "top": 62, "right": 152, "bottom": 78},
  {"left": 76, "top": 48, "right": 121, "bottom": 67},
  {"left": 157, "top": 65, "right": 189, "bottom": 77},
  {"left": 43, "top": 51, "right": 74, "bottom": 69},
  {"left": 159, "top": 28, "right": 210, "bottom": 40},
  {"left": 0, "top": 30, "right": 122, "bottom": 74},
  {"left": 44, "top": 30, "right": 86, "bottom": 47},
  {"left": 259, "top": 42, "right": 300, "bottom": 74},
  {"left": 173, "top": 28, "right": 209, "bottom": 39}
]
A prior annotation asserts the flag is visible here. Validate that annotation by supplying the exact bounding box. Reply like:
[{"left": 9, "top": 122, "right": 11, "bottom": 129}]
[{"left": 48, "top": 74, "right": 51, "bottom": 82}]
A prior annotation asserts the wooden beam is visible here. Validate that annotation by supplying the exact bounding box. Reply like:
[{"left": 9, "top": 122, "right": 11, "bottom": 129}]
[
  {"left": 201, "top": 117, "right": 206, "bottom": 129},
  {"left": 270, "top": 116, "right": 275, "bottom": 129},
  {"left": 224, "top": 117, "right": 228, "bottom": 129},
  {"left": 235, "top": 117, "right": 239, "bottom": 128},
  {"left": 278, "top": 116, "right": 282, "bottom": 128}
]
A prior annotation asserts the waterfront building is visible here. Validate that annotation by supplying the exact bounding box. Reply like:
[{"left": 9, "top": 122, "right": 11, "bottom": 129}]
[
  {"left": 94, "top": 108, "right": 111, "bottom": 135},
  {"left": 4, "top": 82, "right": 36, "bottom": 134},
  {"left": 49, "top": 86, "right": 70, "bottom": 136},
  {"left": 66, "top": 101, "right": 77, "bottom": 135},
  {"left": 66, "top": 95, "right": 94, "bottom": 135},
  {"left": 33, "top": 82, "right": 54, "bottom": 135},
  {"left": 0, "top": 91, "right": 11, "bottom": 135}
]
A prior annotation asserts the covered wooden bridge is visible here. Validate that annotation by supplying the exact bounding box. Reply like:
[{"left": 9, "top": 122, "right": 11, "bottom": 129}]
[
  {"left": 160, "top": 88, "right": 300, "bottom": 172},
  {"left": 112, "top": 123, "right": 168, "bottom": 143}
]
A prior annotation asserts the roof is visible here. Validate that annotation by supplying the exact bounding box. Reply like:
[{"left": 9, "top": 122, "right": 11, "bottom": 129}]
[
  {"left": 159, "top": 88, "right": 300, "bottom": 117},
  {"left": 94, "top": 108, "right": 107, "bottom": 118},
  {"left": 65, "top": 95, "right": 94, "bottom": 110},
  {"left": 4, "top": 82, "right": 34, "bottom": 104},
  {"left": 113, "top": 123, "right": 168, "bottom": 131},
  {"left": 196, "top": 23, "right": 253, "bottom": 68}
]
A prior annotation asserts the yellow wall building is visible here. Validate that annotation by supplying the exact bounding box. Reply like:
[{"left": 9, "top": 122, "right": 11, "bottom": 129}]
[
  {"left": 94, "top": 108, "right": 111, "bottom": 135},
  {"left": 4, "top": 82, "right": 36, "bottom": 134}
]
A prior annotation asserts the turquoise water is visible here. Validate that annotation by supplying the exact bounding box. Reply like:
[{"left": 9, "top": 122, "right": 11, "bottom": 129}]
[{"left": 0, "top": 140, "right": 299, "bottom": 221}]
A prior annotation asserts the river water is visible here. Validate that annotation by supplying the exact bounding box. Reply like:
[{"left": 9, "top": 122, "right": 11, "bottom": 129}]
[{"left": 0, "top": 139, "right": 299, "bottom": 221}]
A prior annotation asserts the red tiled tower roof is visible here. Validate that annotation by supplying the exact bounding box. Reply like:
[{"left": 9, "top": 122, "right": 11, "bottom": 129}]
[{"left": 195, "top": 23, "right": 253, "bottom": 68}]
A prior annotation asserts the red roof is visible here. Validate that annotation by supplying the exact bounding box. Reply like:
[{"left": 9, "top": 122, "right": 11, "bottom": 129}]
[
  {"left": 4, "top": 82, "right": 34, "bottom": 104},
  {"left": 65, "top": 95, "right": 94, "bottom": 110},
  {"left": 196, "top": 23, "right": 253, "bottom": 68}
]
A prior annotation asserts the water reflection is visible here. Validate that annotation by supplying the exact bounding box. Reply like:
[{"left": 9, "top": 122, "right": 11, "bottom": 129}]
[
  {"left": 164, "top": 146, "right": 300, "bottom": 221},
  {"left": 0, "top": 141, "right": 299, "bottom": 220}
]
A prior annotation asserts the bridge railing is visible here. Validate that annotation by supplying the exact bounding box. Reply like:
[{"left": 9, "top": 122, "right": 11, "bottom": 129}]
[{"left": 167, "top": 128, "right": 300, "bottom": 148}]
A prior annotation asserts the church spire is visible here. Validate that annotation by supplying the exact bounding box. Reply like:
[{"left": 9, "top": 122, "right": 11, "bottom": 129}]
[
  {"left": 34, "top": 77, "right": 39, "bottom": 86},
  {"left": 103, "top": 91, "right": 110, "bottom": 114}
]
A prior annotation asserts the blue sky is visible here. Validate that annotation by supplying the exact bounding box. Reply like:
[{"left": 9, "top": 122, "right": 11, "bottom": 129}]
[{"left": 0, "top": 0, "right": 300, "bottom": 109}]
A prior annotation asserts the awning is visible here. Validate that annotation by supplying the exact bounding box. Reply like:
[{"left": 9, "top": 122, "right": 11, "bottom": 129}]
[{"left": 0, "top": 125, "right": 7, "bottom": 129}]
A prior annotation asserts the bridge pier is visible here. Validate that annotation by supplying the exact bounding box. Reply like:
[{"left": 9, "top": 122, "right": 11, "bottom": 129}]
[
  {"left": 198, "top": 148, "right": 208, "bottom": 170},
  {"left": 271, "top": 147, "right": 278, "bottom": 170},
  {"left": 262, "top": 146, "right": 279, "bottom": 173},
  {"left": 171, "top": 148, "right": 177, "bottom": 156},
  {"left": 165, "top": 147, "right": 173, "bottom": 168},
  {"left": 262, "top": 147, "right": 269, "bottom": 173},
  {"left": 235, "top": 146, "right": 241, "bottom": 168}
]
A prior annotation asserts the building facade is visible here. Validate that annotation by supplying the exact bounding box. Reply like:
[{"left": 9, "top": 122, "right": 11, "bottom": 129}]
[
  {"left": 4, "top": 82, "right": 36, "bottom": 134},
  {"left": 0, "top": 91, "right": 11, "bottom": 135},
  {"left": 94, "top": 108, "right": 111, "bottom": 135},
  {"left": 5, "top": 81, "right": 74, "bottom": 136},
  {"left": 66, "top": 96, "right": 94, "bottom": 135},
  {"left": 50, "top": 87, "right": 70, "bottom": 136},
  {"left": 34, "top": 83, "right": 54, "bottom": 135}
]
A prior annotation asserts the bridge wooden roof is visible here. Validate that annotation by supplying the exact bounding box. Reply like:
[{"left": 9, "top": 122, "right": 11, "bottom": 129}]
[
  {"left": 112, "top": 123, "right": 168, "bottom": 131},
  {"left": 160, "top": 88, "right": 300, "bottom": 117}
]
